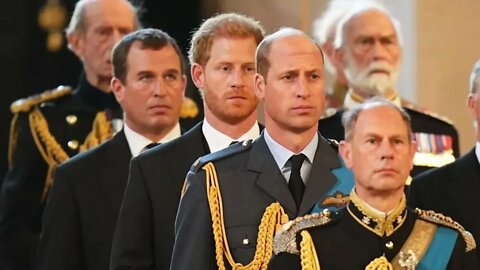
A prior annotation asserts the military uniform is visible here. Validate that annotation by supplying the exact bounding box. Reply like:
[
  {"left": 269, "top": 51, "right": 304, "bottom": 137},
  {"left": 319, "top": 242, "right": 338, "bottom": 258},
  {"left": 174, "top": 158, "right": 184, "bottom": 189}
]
[
  {"left": 170, "top": 132, "right": 353, "bottom": 270},
  {"left": 319, "top": 92, "right": 459, "bottom": 177},
  {"left": 269, "top": 190, "right": 478, "bottom": 270},
  {"left": 0, "top": 74, "right": 121, "bottom": 270}
]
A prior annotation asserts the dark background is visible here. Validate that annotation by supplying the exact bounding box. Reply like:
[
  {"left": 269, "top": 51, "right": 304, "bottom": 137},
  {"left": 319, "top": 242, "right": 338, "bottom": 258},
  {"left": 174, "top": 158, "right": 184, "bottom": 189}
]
[{"left": 0, "top": 0, "right": 216, "bottom": 182}]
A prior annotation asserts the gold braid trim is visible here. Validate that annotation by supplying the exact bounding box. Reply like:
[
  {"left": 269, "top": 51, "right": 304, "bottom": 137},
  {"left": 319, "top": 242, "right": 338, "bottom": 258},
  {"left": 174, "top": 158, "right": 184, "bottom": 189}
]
[
  {"left": 29, "top": 108, "right": 113, "bottom": 201},
  {"left": 365, "top": 256, "right": 393, "bottom": 270},
  {"left": 180, "top": 97, "right": 199, "bottom": 118},
  {"left": 203, "top": 162, "right": 288, "bottom": 270},
  {"left": 79, "top": 111, "right": 113, "bottom": 152},
  {"left": 299, "top": 231, "right": 321, "bottom": 270},
  {"left": 415, "top": 208, "right": 477, "bottom": 252},
  {"left": 29, "top": 107, "right": 69, "bottom": 201},
  {"left": 8, "top": 114, "right": 20, "bottom": 169}
]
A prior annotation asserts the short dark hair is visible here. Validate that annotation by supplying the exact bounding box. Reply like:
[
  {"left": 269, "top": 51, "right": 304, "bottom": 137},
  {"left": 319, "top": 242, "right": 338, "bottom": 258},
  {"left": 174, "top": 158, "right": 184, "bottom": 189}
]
[
  {"left": 112, "top": 28, "right": 185, "bottom": 82},
  {"left": 342, "top": 97, "right": 412, "bottom": 142},
  {"left": 256, "top": 27, "right": 323, "bottom": 80}
]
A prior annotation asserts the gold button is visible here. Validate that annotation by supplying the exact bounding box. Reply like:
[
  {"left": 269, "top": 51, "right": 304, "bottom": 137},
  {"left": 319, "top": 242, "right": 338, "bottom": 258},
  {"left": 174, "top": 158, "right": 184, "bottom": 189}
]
[
  {"left": 385, "top": 241, "right": 394, "bottom": 249},
  {"left": 67, "top": 140, "right": 79, "bottom": 150},
  {"left": 66, "top": 115, "right": 78, "bottom": 125}
]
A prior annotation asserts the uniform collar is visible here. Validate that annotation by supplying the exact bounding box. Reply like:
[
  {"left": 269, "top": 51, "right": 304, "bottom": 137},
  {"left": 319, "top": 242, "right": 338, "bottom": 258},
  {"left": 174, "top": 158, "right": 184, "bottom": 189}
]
[
  {"left": 263, "top": 128, "right": 317, "bottom": 172},
  {"left": 343, "top": 89, "right": 401, "bottom": 110},
  {"left": 124, "top": 122, "right": 181, "bottom": 157},
  {"left": 202, "top": 118, "right": 260, "bottom": 153},
  {"left": 76, "top": 72, "right": 119, "bottom": 110},
  {"left": 347, "top": 189, "right": 408, "bottom": 237}
]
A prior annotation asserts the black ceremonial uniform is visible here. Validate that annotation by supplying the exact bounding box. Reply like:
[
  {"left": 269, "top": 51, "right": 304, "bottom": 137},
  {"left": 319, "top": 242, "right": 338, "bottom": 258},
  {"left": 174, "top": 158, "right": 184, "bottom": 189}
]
[
  {"left": 269, "top": 191, "right": 478, "bottom": 270},
  {"left": 319, "top": 105, "right": 459, "bottom": 177},
  {"left": 0, "top": 74, "right": 121, "bottom": 270}
]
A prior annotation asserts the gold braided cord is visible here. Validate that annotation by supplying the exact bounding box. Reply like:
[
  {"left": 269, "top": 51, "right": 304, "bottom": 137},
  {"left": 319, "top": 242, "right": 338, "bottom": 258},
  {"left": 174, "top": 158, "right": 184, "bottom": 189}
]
[
  {"left": 28, "top": 107, "right": 113, "bottom": 201},
  {"left": 365, "top": 256, "right": 393, "bottom": 270},
  {"left": 299, "top": 231, "right": 320, "bottom": 270},
  {"left": 8, "top": 114, "right": 20, "bottom": 169},
  {"left": 29, "top": 107, "right": 68, "bottom": 201},
  {"left": 79, "top": 111, "right": 113, "bottom": 152},
  {"left": 203, "top": 162, "right": 288, "bottom": 270},
  {"left": 415, "top": 208, "right": 477, "bottom": 252}
]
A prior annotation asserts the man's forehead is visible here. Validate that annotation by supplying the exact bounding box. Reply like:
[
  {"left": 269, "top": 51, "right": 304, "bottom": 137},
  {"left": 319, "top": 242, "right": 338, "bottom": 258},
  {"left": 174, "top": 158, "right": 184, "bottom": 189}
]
[
  {"left": 84, "top": 0, "right": 135, "bottom": 25},
  {"left": 346, "top": 10, "right": 397, "bottom": 38}
]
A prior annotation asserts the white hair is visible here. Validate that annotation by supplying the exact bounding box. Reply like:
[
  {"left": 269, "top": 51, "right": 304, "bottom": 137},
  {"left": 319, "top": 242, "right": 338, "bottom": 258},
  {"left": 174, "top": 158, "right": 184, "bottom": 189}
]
[
  {"left": 469, "top": 60, "right": 480, "bottom": 94},
  {"left": 333, "top": 3, "right": 403, "bottom": 49},
  {"left": 313, "top": 0, "right": 352, "bottom": 46}
]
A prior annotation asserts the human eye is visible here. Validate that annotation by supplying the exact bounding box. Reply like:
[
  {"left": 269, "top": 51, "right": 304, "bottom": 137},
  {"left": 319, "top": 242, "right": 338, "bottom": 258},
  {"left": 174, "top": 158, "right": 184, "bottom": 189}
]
[
  {"left": 281, "top": 73, "right": 295, "bottom": 81},
  {"left": 244, "top": 65, "right": 256, "bottom": 74},
  {"left": 219, "top": 65, "right": 231, "bottom": 72},
  {"left": 310, "top": 73, "right": 321, "bottom": 80},
  {"left": 139, "top": 73, "right": 153, "bottom": 81},
  {"left": 164, "top": 72, "right": 178, "bottom": 81}
]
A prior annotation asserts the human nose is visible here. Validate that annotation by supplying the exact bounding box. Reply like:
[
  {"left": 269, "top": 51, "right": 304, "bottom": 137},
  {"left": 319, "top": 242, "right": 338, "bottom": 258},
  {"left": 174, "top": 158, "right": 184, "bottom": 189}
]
[
  {"left": 295, "top": 76, "right": 310, "bottom": 98},
  {"left": 379, "top": 139, "right": 394, "bottom": 160},
  {"left": 153, "top": 80, "right": 167, "bottom": 97},
  {"left": 371, "top": 41, "right": 389, "bottom": 61},
  {"left": 230, "top": 68, "right": 245, "bottom": 89}
]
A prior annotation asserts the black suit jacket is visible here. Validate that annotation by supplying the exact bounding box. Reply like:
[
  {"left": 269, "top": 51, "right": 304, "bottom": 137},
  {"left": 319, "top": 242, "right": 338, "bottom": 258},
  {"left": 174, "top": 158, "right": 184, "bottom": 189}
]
[
  {"left": 0, "top": 74, "right": 120, "bottom": 270},
  {"left": 38, "top": 130, "right": 132, "bottom": 270},
  {"left": 110, "top": 122, "right": 210, "bottom": 270},
  {"left": 319, "top": 108, "right": 460, "bottom": 176},
  {"left": 170, "top": 132, "right": 344, "bottom": 270},
  {"left": 409, "top": 148, "right": 480, "bottom": 261}
]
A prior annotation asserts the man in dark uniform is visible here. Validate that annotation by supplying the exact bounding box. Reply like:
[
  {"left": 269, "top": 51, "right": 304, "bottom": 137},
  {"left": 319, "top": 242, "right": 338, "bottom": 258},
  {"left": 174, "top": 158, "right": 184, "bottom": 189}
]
[
  {"left": 409, "top": 60, "right": 480, "bottom": 263},
  {"left": 37, "top": 28, "right": 186, "bottom": 270},
  {"left": 0, "top": 0, "right": 138, "bottom": 268},
  {"left": 170, "top": 27, "right": 353, "bottom": 270},
  {"left": 270, "top": 98, "right": 477, "bottom": 270},
  {"left": 110, "top": 13, "right": 265, "bottom": 270},
  {"left": 318, "top": 4, "right": 459, "bottom": 177}
]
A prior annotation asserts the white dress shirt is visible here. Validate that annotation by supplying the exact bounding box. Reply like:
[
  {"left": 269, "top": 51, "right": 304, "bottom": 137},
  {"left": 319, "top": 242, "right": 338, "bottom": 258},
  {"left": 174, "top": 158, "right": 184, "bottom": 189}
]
[
  {"left": 124, "top": 123, "right": 181, "bottom": 157},
  {"left": 202, "top": 118, "right": 260, "bottom": 153}
]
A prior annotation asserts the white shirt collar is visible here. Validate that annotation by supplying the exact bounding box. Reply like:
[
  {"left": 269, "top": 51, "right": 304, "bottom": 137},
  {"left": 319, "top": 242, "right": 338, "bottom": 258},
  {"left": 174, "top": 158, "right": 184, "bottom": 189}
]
[
  {"left": 475, "top": 142, "right": 480, "bottom": 165},
  {"left": 202, "top": 118, "right": 260, "bottom": 153},
  {"left": 124, "top": 122, "right": 181, "bottom": 157},
  {"left": 263, "top": 129, "right": 318, "bottom": 172}
]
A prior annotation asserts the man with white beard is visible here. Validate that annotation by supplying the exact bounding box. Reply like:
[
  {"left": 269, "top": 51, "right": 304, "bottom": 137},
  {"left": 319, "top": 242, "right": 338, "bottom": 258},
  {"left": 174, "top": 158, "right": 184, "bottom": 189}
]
[{"left": 318, "top": 3, "right": 460, "bottom": 177}]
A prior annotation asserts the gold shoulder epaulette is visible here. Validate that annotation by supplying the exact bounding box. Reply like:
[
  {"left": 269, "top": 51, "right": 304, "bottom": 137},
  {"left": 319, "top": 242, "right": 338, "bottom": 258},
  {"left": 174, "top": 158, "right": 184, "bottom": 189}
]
[
  {"left": 402, "top": 101, "right": 454, "bottom": 125},
  {"left": 415, "top": 208, "right": 476, "bottom": 252},
  {"left": 180, "top": 97, "right": 199, "bottom": 119},
  {"left": 273, "top": 209, "right": 332, "bottom": 255},
  {"left": 10, "top": 85, "right": 73, "bottom": 114}
]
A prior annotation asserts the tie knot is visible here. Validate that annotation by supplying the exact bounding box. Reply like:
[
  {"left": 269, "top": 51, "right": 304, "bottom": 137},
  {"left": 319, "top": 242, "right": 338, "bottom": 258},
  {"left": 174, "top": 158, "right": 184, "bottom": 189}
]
[{"left": 289, "top": 154, "right": 306, "bottom": 171}]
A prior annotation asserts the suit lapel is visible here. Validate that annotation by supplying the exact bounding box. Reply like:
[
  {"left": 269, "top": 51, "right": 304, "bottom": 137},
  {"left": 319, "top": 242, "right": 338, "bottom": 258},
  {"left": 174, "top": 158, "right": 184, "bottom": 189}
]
[
  {"left": 98, "top": 130, "right": 132, "bottom": 213},
  {"left": 450, "top": 148, "right": 480, "bottom": 221},
  {"left": 299, "top": 136, "right": 342, "bottom": 215},
  {"left": 246, "top": 134, "right": 297, "bottom": 217}
]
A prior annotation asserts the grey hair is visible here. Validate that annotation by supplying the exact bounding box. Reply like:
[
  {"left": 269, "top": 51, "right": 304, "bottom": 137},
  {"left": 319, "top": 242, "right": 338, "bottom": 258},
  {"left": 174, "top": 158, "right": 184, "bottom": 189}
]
[
  {"left": 469, "top": 60, "right": 480, "bottom": 94},
  {"left": 333, "top": 3, "right": 403, "bottom": 49},
  {"left": 65, "top": 0, "right": 141, "bottom": 36},
  {"left": 312, "top": 0, "right": 352, "bottom": 46},
  {"left": 342, "top": 97, "right": 412, "bottom": 142}
]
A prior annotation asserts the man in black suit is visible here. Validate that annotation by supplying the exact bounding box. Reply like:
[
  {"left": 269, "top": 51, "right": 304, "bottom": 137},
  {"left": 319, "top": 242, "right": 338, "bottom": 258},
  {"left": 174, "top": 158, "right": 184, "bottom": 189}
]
[
  {"left": 110, "top": 13, "right": 265, "bottom": 270},
  {"left": 269, "top": 98, "right": 477, "bottom": 270},
  {"left": 409, "top": 60, "right": 480, "bottom": 262},
  {"left": 170, "top": 27, "right": 353, "bottom": 270},
  {"left": 318, "top": 4, "right": 459, "bottom": 177},
  {"left": 0, "top": 0, "right": 138, "bottom": 268},
  {"left": 37, "top": 28, "right": 187, "bottom": 270}
]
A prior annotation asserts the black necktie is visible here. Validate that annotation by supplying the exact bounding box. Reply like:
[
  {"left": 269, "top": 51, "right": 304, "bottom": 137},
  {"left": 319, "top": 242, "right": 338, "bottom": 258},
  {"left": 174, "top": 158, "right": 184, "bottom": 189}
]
[
  {"left": 143, "top": 142, "right": 159, "bottom": 152},
  {"left": 288, "top": 154, "right": 306, "bottom": 210}
]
